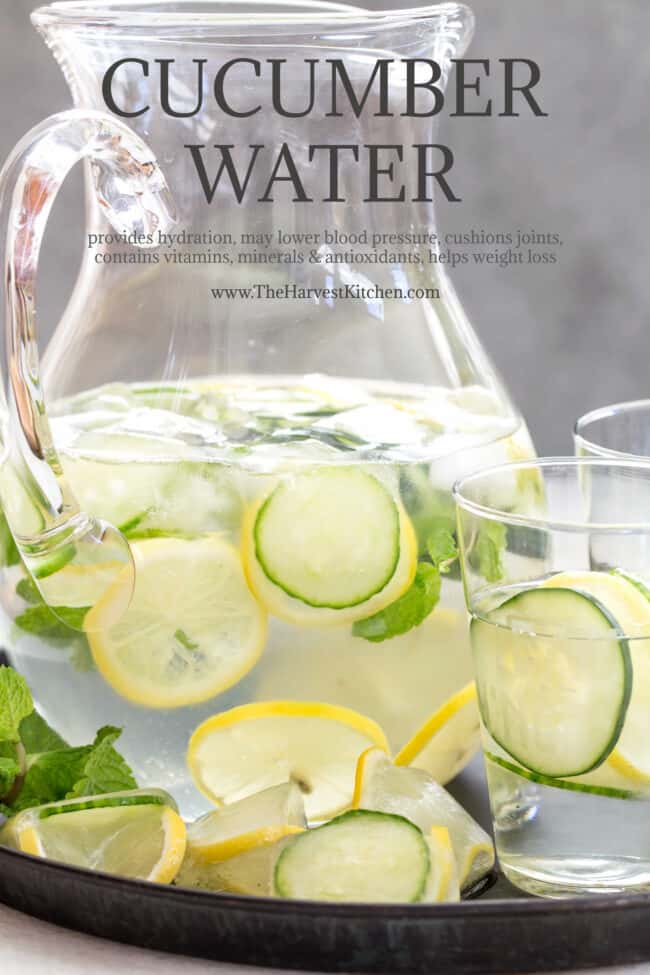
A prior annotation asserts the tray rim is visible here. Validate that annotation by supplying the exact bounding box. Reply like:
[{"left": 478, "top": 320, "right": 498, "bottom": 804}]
[
  {"left": 7, "top": 843, "right": 650, "bottom": 974},
  {"left": 0, "top": 842, "right": 646, "bottom": 920}
]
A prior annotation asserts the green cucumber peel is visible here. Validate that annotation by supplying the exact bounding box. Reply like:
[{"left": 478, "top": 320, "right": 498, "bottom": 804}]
[
  {"left": 485, "top": 751, "right": 640, "bottom": 800},
  {"left": 36, "top": 793, "right": 168, "bottom": 820}
]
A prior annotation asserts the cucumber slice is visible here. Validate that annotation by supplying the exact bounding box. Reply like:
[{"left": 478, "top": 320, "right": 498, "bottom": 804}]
[
  {"left": 274, "top": 809, "right": 429, "bottom": 903},
  {"left": 254, "top": 468, "right": 400, "bottom": 609},
  {"left": 471, "top": 587, "right": 632, "bottom": 777},
  {"left": 485, "top": 752, "right": 639, "bottom": 800}
]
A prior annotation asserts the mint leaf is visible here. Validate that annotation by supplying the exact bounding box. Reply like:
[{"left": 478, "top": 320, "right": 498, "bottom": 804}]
[
  {"left": 14, "top": 604, "right": 89, "bottom": 639},
  {"left": 0, "top": 667, "right": 33, "bottom": 742},
  {"left": 16, "top": 576, "right": 41, "bottom": 605},
  {"left": 399, "top": 467, "right": 456, "bottom": 557},
  {"left": 0, "top": 756, "right": 20, "bottom": 799},
  {"left": 352, "top": 514, "right": 457, "bottom": 644},
  {"left": 174, "top": 628, "right": 199, "bottom": 652},
  {"left": 19, "top": 710, "right": 67, "bottom": 754},
  {"left": 353, "top": 563, "right": 442, "bottom": 643},
  {"left": 67, "top": 727, "right": 136, "bottom": 798},
  {"left": 471, "top": 520, "right": 507, "bottom": 583},
  {"left": 427, "top": 521, "right": 458, "bottom": 572},
  {"left": 14, "top": 746, "right": 93, "bottom": 811},
  {"left": 69, "top": 639, "right": 95, "bottom": 673},
  {"left": 13, "top": 578, "right": 93, "bottom": 672}
]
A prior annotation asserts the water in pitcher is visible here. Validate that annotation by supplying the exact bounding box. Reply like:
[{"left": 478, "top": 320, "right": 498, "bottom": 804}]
[{"left": 0, "top": 375, "right": 533, "bottom": 819}]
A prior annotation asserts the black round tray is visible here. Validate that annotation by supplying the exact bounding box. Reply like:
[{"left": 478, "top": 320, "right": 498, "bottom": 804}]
[
  {"left": 2, "top": 843, "right": 650, "bottom": 973},
  {"left": 2, "top": 756, "right": 650, "bottom": 973}
]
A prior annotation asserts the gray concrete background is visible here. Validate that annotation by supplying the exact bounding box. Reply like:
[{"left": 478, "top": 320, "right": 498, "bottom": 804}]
[{"left": 0, "top": 0, "right": 648, "bottom": 454}]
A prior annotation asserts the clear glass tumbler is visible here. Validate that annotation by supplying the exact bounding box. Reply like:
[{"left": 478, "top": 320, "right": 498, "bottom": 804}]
[
  {"left": 576, "top": 400, "right": 650, "bottom": 459},
  {"left": 454, "top": 457, "right": 650, "bottom": 898}
]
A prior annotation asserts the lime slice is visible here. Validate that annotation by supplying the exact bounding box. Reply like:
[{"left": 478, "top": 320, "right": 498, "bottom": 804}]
[
  {"left": 187, "top": 782, "right": 306, "bottom": 863},
  {"left": 243, "top": 469, "right": 417, "bottom": 626},
  {"left": 188, "top": 701, "right": 389, "bottom": 822},
  {"left": 395, "top": 682, "right": 481, "bottom": 784},
  {"left": 422, "top": 826, "right": 460, "bottom": 902},
  {"left": 274, "top": 810, "right": 430, "bottom": 903},
  {"left": 14, "top": 802, "right": 186, "bottom": 883},
  {"left": 473, "top": 585, "right": 632, "bottom": 777},
  {"left": 85, "top": 536, "right": 266, "bottom": 708},
  {"left": 540, "top": 571, "right": 650, "bottom": 783},
  {"left": 352, "top": 747, "right": 494, "bottom": 891}
]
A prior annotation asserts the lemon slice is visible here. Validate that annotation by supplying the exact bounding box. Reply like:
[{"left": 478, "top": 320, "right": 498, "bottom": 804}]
[
  {"left": 353, "top": 747, "right": 494, "bottom": 891},
  {"left": 540, "top": 571, "right": 650, "bottom": 783},
  {"left": 15, "top": 802, "right": 186, "bottom": 883},
  {"left": 395, "top": 682, "right": 481, "bottom": 784},
  {"left": 243, "top": 478, "right": 417, "bottom": 627},
  {"left": 187, "top": 782, "right": 306, "bottom": 863},
  {"left": 85, "top": 536, "right": 267, "bottom": 708},
  {"left": 422, "top": 826, "right": 460, "bottom": 902},
  {"left": 188, "top": 701, "right": 389, "bottom": 822},
  {"left": 251, "top": 601, "right": 475, "bottom": 761}
]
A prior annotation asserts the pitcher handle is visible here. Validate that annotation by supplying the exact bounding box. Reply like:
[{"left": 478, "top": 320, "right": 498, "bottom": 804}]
[{"left": 0, "top": 110, "right": 176, "bottom": 628}]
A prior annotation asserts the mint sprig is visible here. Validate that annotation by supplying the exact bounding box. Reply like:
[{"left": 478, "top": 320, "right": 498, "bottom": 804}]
[
  {"left": 353, "top": 526, "right": 458, "bottom": 643},
  {"left": 0, "top": 667, "right": 136, "bottom": 816}
]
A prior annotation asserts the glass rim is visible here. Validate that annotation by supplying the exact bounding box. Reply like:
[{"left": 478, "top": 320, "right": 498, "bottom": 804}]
[
  {"left": 31, "top": 0, "right": 472, "bottom": 32},
  {"left": 453, "top": 455, "right": 650, "bottom": 534},
  {"left": 574, "top": 399, "right": 650, "bottom": 462}
]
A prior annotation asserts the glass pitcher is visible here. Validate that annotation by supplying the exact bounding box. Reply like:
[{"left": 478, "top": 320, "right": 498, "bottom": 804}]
[{"left": 0, "top": 1, "right": 534, "bottom": 820}]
